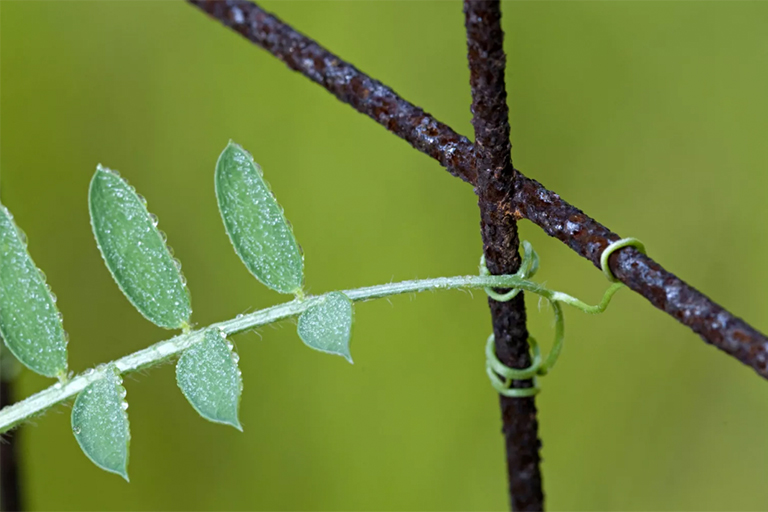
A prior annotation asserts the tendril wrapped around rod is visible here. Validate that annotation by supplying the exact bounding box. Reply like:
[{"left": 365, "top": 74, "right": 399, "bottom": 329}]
[{"left": 482, "top": 238, "right": 646, "bottom": 397}]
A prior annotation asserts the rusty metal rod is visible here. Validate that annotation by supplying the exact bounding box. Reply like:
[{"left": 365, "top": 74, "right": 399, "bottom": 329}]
[
  {"left": 511, "top": 174, "right": 768, "bottom": 378},
  {"left": 186, "top": 0, "right": 768, "bottom": 383},
  {"left": 464, "top": 1, "right": 543, "bottom": 510}
]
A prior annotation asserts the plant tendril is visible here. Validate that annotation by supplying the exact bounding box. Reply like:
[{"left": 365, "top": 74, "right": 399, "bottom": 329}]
[
  {"left": 600, "top": 238, "right": 646, "bottom": 282},
  {"left": 482, "top": 239, "right": 644, "bottom": 397}
]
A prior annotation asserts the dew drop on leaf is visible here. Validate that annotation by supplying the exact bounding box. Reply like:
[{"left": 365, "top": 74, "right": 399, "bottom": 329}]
[
  {"left": 297, "top": 292, "right": 354, "bottom": 363},
  {"left": 89, "top": 165, "right": 191, "bottom": 329},
  {"left": 176, "top": 329, "right": 243, "bottom": 430},
  {"left": 71, "top": 365, "right": 131, "bottom": 481},
  {"left": 0, "top": 204, "right": 67, "bottom": 377},
  {"left": 215, "top": 141, "right": 303, "bottom": 295}
]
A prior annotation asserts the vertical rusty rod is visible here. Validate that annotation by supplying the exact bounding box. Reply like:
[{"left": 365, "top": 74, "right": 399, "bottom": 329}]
[{"left": 464, "top": 1, "right": 543, "bottom": 510}]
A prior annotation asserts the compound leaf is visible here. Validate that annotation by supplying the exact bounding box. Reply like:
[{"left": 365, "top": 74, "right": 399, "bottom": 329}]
[
  {"left": 0, "top": 204, "right": 67, "bottom": 377},
  {"left": 298, "top": 292, "right": 354, "bottom": 363},
  {"left": 72, "top": 365, "right": 131, "bottom": 481},
  {"left": 176, "top": 328, "right": 243, "bottom": 430},
  {"left": 215, "top": 142, "right": 303, "bottom": 295},
  {"left": 89, "top": 166, "right": 191, "bottom": 329}
]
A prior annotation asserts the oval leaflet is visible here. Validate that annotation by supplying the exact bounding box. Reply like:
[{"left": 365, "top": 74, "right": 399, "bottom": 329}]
[
  {"left": 89, "top": 166, "right": 191, "bottom": 329},
  {"left": 0, "top": 204, "right": 67, "bottom": 377},
  {"left": 215, "top": 142, "right": 304, "bottom": 295},
  {"left": 176, "top": 328, "right": 243, "bottom": 430},
  {"left": 71, "top": 365, "right": 131, "bottom": 481},
  {"left": 298, "top": 292, "right": 354, "bottom": 363}
]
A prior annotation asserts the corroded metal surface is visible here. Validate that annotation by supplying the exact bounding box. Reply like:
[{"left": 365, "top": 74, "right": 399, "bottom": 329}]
[{"left": 465, "top": 1, "right": 543, "bottom": 510}]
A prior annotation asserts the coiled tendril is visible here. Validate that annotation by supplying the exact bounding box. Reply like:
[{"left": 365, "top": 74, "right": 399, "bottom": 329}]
[{"left": 482, "top": 238, "right": 646, "bottom": 397}]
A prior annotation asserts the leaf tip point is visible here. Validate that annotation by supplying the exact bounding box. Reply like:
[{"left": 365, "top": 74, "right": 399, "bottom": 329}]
[
  {"left": 95, "top": 163, "right": 110, "bottom": 175},
  {"left": 225, "top": 140, "right": 242, "bottom": 152}
]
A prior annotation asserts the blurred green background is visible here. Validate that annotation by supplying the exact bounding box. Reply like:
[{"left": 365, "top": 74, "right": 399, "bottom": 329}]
[{"left": 2, "top": 1, "right": 768, "bottom": 510}]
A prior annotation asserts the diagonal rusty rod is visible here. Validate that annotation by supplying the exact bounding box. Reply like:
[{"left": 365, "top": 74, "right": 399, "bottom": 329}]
[
  {"left": 187, "top": 0, "right": 478, "bottom": 185},
  {"left": 510, "top": 175, "right": 768, "bottom": 377},
  {"left": 186, "top": 0, "right": 768, "bottom": 389},
  {"left": 464, "top": 1, "right": 543, "bottom": 510}
]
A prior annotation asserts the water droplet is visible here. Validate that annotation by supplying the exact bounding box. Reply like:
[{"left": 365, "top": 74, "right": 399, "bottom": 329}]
[{"left": 231, "top": 6, "right": 245, "bottom": 23}]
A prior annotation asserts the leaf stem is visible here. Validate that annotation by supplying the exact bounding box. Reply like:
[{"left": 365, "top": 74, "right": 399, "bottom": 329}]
[{"left": 0, "top": 272, "right": 579, "bottom": 434}]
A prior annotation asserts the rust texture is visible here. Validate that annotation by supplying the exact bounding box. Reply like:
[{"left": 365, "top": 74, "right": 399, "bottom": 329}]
[
  {"left": 186, "top": 0, "right": 768, "bottom": 381},
  {"left": 512, "top": 174, "right": 768, "bottom": 378},
  {"left": 187, "top": 0, "right": 478, "bottom": 185},
  {"left": 465, "top": 1, "right": 543, "bottom": 510}
]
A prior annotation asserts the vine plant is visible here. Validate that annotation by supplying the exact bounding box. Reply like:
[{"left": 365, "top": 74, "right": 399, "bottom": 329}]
[
  {"left": 0, "top": 141, "right": 631, "bottom": 481},
  {"left": 180, "top": 2, "right": 768, "bottom": 507}
]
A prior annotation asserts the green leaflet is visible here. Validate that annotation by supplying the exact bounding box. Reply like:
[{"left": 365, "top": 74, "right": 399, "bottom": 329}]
[
  {"left": 89, "top": 166, "right": 192, "bottom": 329},
  {"left": 0, "top": 205, "right": 67, "bottom": 377},
  {"left": 215, "top": 142, "right": 304, "bottom": 295},
  {"left": 72, "top": 365, "right": 131, "bottom": 481},
  {"left": 297, "top": 292, "right": 354, "bottom": 363},
  {"left": 176, "top": 328, "right": 243, "bottom": 430}
]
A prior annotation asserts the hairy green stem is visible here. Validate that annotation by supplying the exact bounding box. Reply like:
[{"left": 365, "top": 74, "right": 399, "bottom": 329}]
[{"left": 0, "top": 272, "right": 596, "bottom": 434}]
